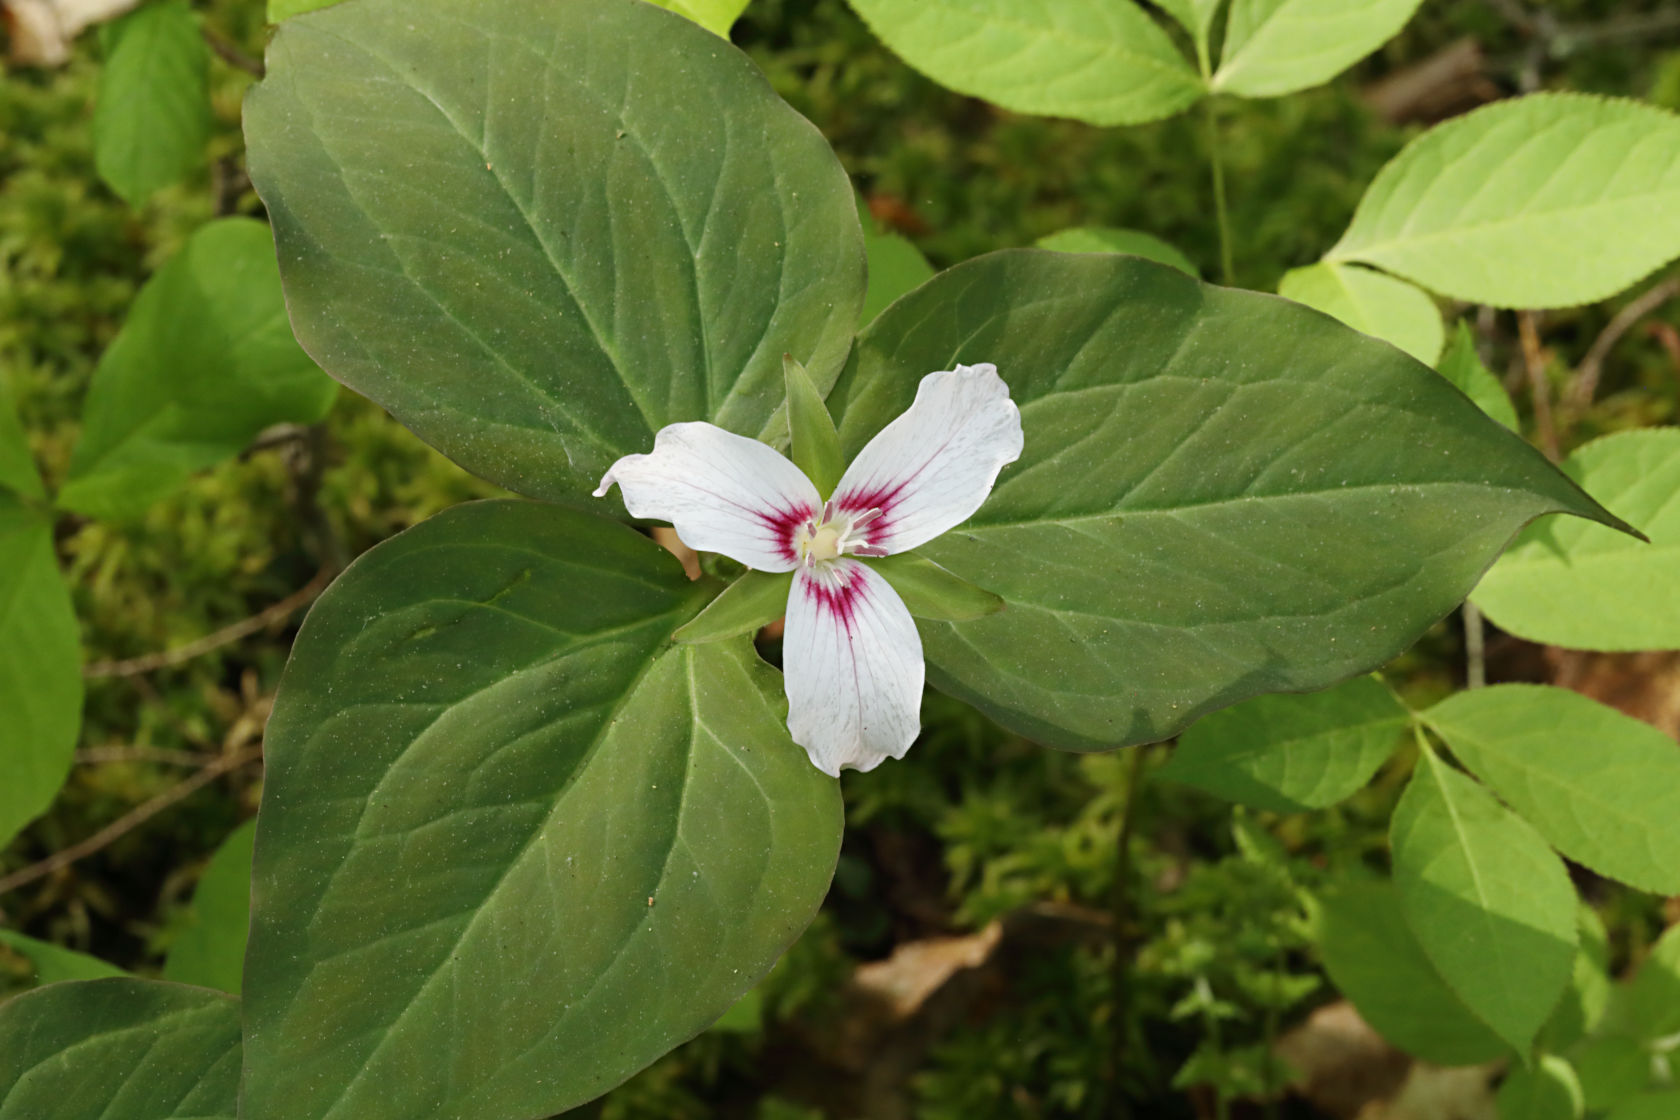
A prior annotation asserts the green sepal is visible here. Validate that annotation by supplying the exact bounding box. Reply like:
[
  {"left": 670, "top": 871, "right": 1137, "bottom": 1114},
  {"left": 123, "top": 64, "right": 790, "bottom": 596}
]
[
  {"left": 870, "top": 552, "right": 1004, "bottom": 622},
  {"left": 783, "top": 354, "right": 844, "bottom": 497},
  {"left": 674, "top": 571, "right": 795, "bottom": 644}
]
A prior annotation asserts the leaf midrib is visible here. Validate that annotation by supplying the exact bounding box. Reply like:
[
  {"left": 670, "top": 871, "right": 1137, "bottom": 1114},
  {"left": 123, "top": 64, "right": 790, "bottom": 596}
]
[{"left": 303, "top": 611, "right": 701, "bottom": 1119}]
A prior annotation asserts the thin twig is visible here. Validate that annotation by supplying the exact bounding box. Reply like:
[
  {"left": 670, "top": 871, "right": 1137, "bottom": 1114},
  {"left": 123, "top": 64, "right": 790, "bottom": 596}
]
[
  {"left": 1573, "top": 277, "right": 1680, "bottom": 410},
  {"left": 83, "top": 567, "right": 330, "bottom": 678},
  {"left": 201, "top": 24, "right": 262, "bottom": 77},
  {"left": 1463, "top": 601, "right": 1487, "bottom": 690},
  {"left": 1518, "top": 312, "right": 1560, "bottom": 460},
  {"left": 75, "top": 746, "right": 219, "bottom": 767},
  {"left": 0, "top": 746, "right": 262, "bottom": 897}
]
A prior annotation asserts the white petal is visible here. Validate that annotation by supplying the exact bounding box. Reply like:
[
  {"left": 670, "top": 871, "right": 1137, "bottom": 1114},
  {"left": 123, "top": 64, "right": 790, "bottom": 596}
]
[
  {"left": 783, "top": 559, "right": 924, "bottom": 776},
  {"left": 595, "top": 422, "right": 820, "bottom": 572},
  {"left": 831, "top": 363, "right": 1023, "bottom": 555}
]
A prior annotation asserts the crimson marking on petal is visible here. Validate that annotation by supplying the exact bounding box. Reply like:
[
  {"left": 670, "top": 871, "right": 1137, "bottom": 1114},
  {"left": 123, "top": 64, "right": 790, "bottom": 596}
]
[
  {"left": 758, "top": 503, "right": 817, "bottom": 565},
  {"left": 804, "top": 567, "right": 865, "bottom": 634},
  {"left": 836, "top": 484, "right": 907, "bottom": 549}
]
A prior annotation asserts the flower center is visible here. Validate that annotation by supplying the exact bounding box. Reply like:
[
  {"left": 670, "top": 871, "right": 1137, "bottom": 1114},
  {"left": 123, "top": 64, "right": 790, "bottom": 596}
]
[{"left": 795, "top": 502, "right": 887, "bottom": 567}]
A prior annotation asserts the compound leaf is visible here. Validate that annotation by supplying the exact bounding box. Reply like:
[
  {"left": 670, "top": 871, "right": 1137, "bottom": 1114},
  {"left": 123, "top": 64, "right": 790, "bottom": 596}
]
[{"left": 1329, "top": 94, "right": 1680, "bottom": 308}]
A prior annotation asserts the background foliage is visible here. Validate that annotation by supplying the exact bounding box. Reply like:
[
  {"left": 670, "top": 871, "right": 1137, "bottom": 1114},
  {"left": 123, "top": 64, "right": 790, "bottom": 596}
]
[{"left": 3, "top": 0, "right": 1680, "bottom": 1117}]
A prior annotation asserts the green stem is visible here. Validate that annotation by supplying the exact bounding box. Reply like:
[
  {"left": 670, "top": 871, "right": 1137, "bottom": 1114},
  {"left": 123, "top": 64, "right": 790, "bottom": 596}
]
[
  {"left": 1203, "top": 96, "right": 1235, "bottom": 286},
  {"left": 1110, "top": 743, "right": 1153, "bottom": 1116}
]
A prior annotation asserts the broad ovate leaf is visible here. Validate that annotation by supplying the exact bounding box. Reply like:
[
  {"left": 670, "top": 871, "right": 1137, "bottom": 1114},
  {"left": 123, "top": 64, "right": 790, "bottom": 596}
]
[
  {"left": 0, "top": 979, "right": 239, "bottom": 1120},
  {"left": 58, "top": 220, "right": 336, "bottom": 519},
  {"left": 1329, "top": 94, "right": 1680, "bottom": 308},
  {"left": 242, "top": 501, "right": 841, "bottom": 1120},
  {"left": 93, "top": 0, "right": 210, "bottom": 206},
  {"left": 1314, "top": 880, "right": 1507, "bottom": 1065},
  {"left": 1278, "top": 261, "right": 1443, "bottom": 365},
  {"left": 844, "top": 0, "right": 1204, "bottom": 127},
  {"left": 1037, "top": 226, "right": 1198, "bottom": 276},
  {"left": 0, "top": 931, "right": 125, "bottom": 986},
  {"left": 1390, "top": 749, "right": 1577, "bottom": 1053},
  {"left": 1438, "top": 322, "right": 1518, "bottom": 431},
  {"left": 0, "top": 497, "right": 81, "bottom": 849},
  {"left": 245, "top": 0, "right": 864, "bottom": 506},
  {"left": 1474, "top": 430, "right": 1680, "bottom": 650},
  {"left": 1161, "top": 676, "right": 1409, "bottom": 812},
  {"left": 827, "top": 250, "right": 1623, "bottom": 751},
  {"left": 1424, "top": 685, "right": 1680, "bottom": 894},
  {"left": 163, "top": 819, "right": 256, "bottom": 995},
  {"left": 650, "top": 0, "right": 750, "bottom": 38},
  {"left": 1213, "top": 0, "right": 1424, "bottom": 97}
]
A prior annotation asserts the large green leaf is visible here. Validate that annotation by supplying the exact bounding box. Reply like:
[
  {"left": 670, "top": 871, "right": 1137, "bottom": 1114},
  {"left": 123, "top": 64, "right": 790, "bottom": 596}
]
[
  {"left": 92, "top": 0, "right": 210, "bottom": 206},
  {"left": 1160, "top": 676, "right": 1409, "bottom": 812},
  {"left": 1278, "top": 261, "right": 1443, "bottom": 365},
  {"left": 1328, "top": 95, "right": 1680, "bottom": 308},
  {"left": 245, "top": 0, "right": 864, "bottom": 507},
  {"left": 1424, "top": 685, "right": 1680, "bottom": 894},
  {"left": 58, "top": 219, "right": 336, "bottom": 519},
  {"left": 650, "top": 0, "right": 750, "bottom": 37},
  {"left": 0, "top": 497, "right": 81, "bottom": 849},
  {"left": 163, "top": 819, "right": 256, "bottom": 995},
  {"left": 844, "top": 0, "right": 1204, "bottom": 127},
  {"left": 1036, "top": 226, "right": 1197, "bottom": 276},
  {"left": 1212, "top": 0, "right": 1424, "bottom": 97},
  {"left": 242, "top": 500, "right": 842, "bottom": 1120},
  {"left": 1314, "top": 880, "right": 1508, "bottom": 1065},
  {"left": 1438, "top": 322, "right": 1519, "bottom": 432},
  {"left": 1390, "top": 749, "right": 1577, "bottom": 1053},
  {"left": 0, "top": 979, "right": 239, "bottom": 1120},
  {"left": 827, "top": 250, "right": 1623, "bottom": 751},
  {"left": 1473, "top": 430, "right": 1680, "bottom": 651},
  {"left": 0, "top": 931, "right": 126, "bottom": 985}
]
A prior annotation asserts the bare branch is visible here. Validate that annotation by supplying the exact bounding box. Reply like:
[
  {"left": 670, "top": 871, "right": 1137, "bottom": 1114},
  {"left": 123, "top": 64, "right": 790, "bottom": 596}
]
[
  {"left": 75, "top": 746, "right": 219, "bottom": 767},
  {"left": 0, "top": 746, "right": 262, "bottom": 897},
  {"left": 84, "top": 567, "right": 330, "bottom": 679},
  {"left": 1573, "top": 277, "right": 1680, "bottom": 410}
]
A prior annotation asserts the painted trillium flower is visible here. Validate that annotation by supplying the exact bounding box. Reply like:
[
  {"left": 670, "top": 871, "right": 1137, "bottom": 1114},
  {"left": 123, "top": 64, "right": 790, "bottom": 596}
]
[{"left": 594, "top": 364, "right": 1023, "bottom": 776}]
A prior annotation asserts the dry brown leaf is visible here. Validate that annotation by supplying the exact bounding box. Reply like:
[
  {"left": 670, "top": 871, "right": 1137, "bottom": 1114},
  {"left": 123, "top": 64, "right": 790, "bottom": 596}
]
[
  {"left": 2, "top": 0, "right": 138, "bottom": 66},
  {"left": 852, "top": 921, "right": 1003, "bottom": 1021},
  {"left": 1276, "top": 1002, "right": 1411, "bottom": 1120},
  {"left": 651, "top": 526, "right": 701, "bottom": 581}
]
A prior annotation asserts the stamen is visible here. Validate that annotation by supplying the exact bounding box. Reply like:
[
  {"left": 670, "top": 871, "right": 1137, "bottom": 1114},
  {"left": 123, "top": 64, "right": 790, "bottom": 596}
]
[
  {"left": 819, "top": 499, "right": 835, "bottom": 525},
  {"left": 852, "top": 545, "right": 889, "bottom": 558},
  {"left": 849, "top": 507, "right": 884, "bottom": 528}
]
